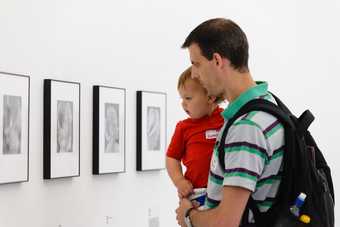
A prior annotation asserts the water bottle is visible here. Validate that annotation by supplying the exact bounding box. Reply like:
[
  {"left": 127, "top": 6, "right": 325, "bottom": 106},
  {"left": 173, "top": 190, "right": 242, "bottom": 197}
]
[
  {"left": 273, "top": 193, "right": 310, "bottom": 227},
  {"left": 290, "top": 192, "right": 307, "bottom": 217}
]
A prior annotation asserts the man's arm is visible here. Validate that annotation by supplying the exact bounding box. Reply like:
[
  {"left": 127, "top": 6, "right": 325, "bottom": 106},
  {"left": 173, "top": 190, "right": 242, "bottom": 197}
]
[{"left": 177, "top": 185, "right": 251, "bottom": 227}]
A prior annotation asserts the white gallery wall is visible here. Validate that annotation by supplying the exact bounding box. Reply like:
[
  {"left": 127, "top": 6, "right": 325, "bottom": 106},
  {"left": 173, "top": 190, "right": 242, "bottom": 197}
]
[{"left": 0, "top": 0, "right": 339, "bottom": 226}]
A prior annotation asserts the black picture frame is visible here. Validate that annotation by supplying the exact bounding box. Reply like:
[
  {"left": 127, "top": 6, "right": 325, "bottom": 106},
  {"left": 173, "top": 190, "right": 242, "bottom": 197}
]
[
  {"left": 0, "top": 71, "right": 30, "bottom": 185},
  {"left": 43, "top": 79, "right": 80, "bottom": 179},
  {"left": 136, "top": 90, "right": 167, "bottom": 171},
  {"left": 93, "top": 85, "right": 126, "bottom": 175}
]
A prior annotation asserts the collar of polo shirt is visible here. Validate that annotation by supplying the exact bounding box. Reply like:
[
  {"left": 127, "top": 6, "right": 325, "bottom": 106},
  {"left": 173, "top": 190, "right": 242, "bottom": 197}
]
[{"left": 222, "top": 81, "right": 268, "bottom": 120}]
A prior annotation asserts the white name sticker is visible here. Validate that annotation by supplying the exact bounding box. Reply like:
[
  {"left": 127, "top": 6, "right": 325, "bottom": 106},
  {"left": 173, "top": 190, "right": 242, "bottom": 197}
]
[{"left": 205, "top": 129, "right": 219, "bottom": 139}]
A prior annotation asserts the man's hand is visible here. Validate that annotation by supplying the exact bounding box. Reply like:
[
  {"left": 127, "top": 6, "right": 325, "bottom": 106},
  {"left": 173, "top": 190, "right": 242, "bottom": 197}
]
[
  {"left": 176, "top": 178, "right": 193, "bottom": 198},
  {"left": 174, "top": 186, "right": 251, "bottom": 227},
  {"left": 176, "top": 198, "right": 193, "bottom": 227}
]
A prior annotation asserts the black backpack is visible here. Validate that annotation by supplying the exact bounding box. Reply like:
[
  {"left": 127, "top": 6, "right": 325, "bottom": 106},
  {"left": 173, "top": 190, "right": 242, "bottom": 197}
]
[{"left": 218, "top": 94, "right": 334, "bottom": 227}]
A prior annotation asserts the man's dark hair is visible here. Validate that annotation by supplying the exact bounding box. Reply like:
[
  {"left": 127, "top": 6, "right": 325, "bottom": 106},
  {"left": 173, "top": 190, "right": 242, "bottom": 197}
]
[{"left": 182, "top": 18, "right": 249, "bottom": 72}]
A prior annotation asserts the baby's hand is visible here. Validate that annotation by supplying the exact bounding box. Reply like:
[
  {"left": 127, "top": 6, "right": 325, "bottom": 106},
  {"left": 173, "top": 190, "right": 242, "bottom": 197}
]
[{"left": 176, "top": 178, "right": 193, "bottom": 198}]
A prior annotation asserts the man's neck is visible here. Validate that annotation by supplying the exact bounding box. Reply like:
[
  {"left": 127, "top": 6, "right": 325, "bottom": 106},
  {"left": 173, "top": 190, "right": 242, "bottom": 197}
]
[{"left": 224, "top": 71, "right": 256, "bottom": 103}]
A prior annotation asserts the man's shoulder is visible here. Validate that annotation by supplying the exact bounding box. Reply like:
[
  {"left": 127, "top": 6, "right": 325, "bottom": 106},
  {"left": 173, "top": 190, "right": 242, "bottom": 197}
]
[
  {"left": 232, "top": 96, "right": 283, "bottom": 131},
  {"left": 231, "top": 111, "right": 278, "bottom": 130}
]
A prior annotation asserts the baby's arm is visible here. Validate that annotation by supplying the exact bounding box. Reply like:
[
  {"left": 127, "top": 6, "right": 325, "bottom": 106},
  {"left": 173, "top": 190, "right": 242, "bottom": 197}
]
[{"left": 166, "top": 156, "right": 193, "bottom": 198}]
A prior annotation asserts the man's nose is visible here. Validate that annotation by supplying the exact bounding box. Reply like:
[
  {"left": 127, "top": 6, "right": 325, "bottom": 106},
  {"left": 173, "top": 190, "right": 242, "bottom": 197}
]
[{"left": 191, "top": 68, "right": 199, "bottom": 79}]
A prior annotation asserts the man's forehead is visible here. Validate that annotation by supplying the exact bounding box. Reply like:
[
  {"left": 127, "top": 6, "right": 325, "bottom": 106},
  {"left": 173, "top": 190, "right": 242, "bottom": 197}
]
[
  {"left": 189, "top": 43, "right": 201, "bottom": 54},
  {"left": 188, "top": 44, "right": 203, "bottom": 62}
]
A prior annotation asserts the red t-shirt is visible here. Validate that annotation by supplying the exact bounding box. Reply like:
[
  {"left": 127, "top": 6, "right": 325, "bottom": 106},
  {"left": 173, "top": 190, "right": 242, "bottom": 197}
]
[{"left": 166, "top": 107, "right": 224, "bottom": 188}]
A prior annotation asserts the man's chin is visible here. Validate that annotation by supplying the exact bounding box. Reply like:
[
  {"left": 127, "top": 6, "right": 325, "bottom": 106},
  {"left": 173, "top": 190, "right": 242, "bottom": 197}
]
[{"left": 208, "top": 91, "right": 224, "bottom": 99}]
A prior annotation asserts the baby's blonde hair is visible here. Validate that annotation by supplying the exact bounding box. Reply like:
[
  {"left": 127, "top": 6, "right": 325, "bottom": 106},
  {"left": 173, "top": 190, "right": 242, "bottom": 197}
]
[
  {"left": 177, "top": 66, "right": 200, "bottom": 90},
  {"left": 177, "top": 66, "right": 224, "bottom": 104}
]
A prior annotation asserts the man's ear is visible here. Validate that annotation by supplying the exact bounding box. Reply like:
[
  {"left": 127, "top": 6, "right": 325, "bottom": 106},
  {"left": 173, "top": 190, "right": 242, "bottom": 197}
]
[
  {"left": 213, "top": 53, "right": 230, "bottom": 69},
  {"left": 213, "top": 53, "right": 223, "bottom": 67}
]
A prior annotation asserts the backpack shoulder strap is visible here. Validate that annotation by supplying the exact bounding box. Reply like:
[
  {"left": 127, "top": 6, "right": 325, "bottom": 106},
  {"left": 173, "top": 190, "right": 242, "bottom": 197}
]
[
  {"left": 218, "top": 98, "right": 294, "bottom": 171},
  {"left": 217, "top": 98, "right": 295, "bottom": 226},
  {"left": 269, "top": 92, "right": 292, "bottom": 115},
  {"left": 269, "top": 93, "right": 315, "bottom": 136}
]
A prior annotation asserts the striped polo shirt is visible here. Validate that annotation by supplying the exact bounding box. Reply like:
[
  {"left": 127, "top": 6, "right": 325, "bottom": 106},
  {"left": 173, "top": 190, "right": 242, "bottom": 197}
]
[{"left": 205, "top": 81, "right": 285, "bottom": 222}]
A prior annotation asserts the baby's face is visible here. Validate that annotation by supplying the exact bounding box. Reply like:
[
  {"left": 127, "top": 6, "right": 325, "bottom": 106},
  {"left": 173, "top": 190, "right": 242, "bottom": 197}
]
[{"left": 178, "top": 79, "right": 212, "bottom": 119}]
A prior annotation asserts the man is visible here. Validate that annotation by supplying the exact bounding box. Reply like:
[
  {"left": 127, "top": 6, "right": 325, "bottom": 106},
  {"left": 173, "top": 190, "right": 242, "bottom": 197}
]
[{"left": 176, "top": 18, "right": 285, "bottom": 227}]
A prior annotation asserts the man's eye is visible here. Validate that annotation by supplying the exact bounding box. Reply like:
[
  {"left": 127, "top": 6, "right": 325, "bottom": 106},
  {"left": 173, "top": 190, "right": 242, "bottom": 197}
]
[
  {"left": 193, "top": 62, "right": 199, "bottom": 67},
  {"left": 185, "top": 97, "right": 192, "bottom": 100}
]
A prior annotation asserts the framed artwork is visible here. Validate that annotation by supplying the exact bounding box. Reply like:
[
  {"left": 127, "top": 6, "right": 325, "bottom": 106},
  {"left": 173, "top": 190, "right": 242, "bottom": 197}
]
[
  {"left": 93, "top": 86, "right": 126, "bottom": 174},
  {"left": 136, "top": 91, "right": 167, "bottom": 171},
  {"left": 43, "top": 79, "right": 80, "bottom": 179},
  {"left": 0, "top": 72, "right": 30, "bottom": 185}
]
